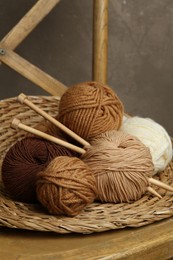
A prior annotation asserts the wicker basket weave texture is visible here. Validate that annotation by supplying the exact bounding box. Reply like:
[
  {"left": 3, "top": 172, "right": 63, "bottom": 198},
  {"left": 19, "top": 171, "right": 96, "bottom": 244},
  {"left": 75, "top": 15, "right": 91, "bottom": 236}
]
[{"left": 0, "top": 96, "right": 173, "bottom": 234}]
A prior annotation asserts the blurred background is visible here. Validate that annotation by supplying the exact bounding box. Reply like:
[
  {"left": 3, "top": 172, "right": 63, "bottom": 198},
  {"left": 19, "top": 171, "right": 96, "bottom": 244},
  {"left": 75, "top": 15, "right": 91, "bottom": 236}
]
[{"left": 0, "top": 0, "right": 173, "bottom": 135}]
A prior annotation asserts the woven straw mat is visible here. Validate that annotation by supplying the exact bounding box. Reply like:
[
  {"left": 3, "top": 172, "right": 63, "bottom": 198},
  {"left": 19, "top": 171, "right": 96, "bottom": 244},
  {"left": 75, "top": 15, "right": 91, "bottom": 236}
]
[{"left": 0, "top": 96, "right": 173, "bottom": 234}]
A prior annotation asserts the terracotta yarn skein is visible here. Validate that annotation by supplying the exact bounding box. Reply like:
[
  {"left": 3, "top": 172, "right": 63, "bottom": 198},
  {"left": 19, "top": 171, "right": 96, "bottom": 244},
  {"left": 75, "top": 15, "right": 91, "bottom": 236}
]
[
  {"left": 36, "top": 156, "right": 97, "bottom": 217},
  {"left": 58, "top": 81, "right": 124, "bottom": 140},
  {"left": 82, "top": 130, "right": 154, "bottom": 203},
  {"left": 2, "top": 137, "right": 76, "bottom": 203}
]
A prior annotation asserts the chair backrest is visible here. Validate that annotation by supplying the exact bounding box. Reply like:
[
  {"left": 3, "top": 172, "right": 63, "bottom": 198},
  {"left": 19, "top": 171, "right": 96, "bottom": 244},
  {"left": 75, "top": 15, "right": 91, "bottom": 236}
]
[{"left": 0, "top": 0, "right": 108, "bottom": 96}]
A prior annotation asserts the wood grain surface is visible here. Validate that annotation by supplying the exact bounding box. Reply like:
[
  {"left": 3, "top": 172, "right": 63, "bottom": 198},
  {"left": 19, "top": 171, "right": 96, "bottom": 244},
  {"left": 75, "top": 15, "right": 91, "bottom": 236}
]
[
  {"left": 93, "top": 0, "right": 108, "bottom": 84},
  {"left": 0, "top": 217, "right": 173, "bottom": 259},
  {"left": 1, "top": 0, "right": 61, "bottom": 50}
]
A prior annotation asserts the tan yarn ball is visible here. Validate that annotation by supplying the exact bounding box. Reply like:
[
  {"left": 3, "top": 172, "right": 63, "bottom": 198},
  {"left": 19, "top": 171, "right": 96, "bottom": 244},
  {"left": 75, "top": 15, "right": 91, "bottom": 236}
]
[
  {"left": 58, "top": 81, "right": 124, "bottom": 140},
  {"left": 36, "top": 156, "right": 97, "bottom": 217},
  {"left": 82, "top": 130, "right": 154, "bottom": 203}
]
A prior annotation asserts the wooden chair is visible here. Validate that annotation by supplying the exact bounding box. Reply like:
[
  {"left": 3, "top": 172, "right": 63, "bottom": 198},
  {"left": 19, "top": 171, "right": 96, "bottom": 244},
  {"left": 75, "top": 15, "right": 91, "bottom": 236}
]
[
  {"left": 0, "top": 0, "right": 108, "bottom": 96},
  {"left": 1, "top": 1, "right": 173, "bottom": 259}
]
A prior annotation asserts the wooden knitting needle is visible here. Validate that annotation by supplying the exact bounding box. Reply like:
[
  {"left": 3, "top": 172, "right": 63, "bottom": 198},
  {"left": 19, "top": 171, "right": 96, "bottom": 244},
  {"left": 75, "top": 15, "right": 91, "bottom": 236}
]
[
  {"left": 147, "top": 187, "right": 162, "bottom": 199},
  {"left": 15, "top": 95, "right": 173, "bottom": 197},
  {"left": 149, "top": 178, "right": 173, "bottom": 192},
  {"left": 11, "top": 118, "right": 86, "bottom": 155},
  {"left": 17, "top": 93, "right": 90, "bottom": 147}
]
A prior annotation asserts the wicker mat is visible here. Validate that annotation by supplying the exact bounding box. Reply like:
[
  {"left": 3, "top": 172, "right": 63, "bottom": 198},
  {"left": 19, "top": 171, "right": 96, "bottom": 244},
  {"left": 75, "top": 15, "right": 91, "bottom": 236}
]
[{"left": 0, "top": 96, "right": 173, "bottom": 234}]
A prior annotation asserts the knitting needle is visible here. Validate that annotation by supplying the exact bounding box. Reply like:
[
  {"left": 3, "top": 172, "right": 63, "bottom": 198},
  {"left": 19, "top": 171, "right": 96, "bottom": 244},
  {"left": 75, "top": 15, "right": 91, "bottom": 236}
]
[
  {"left": 149, "top": 178, "right": 173, "bottom": 192},
  {"left": 17, "top": 93, "right": 90, "bottom": 147},
  {"left": 11, "top": 118, "right": 86, "bottom": 155},
  {"left": 147, "top": 187, "right": 162, "bottom": 199}
]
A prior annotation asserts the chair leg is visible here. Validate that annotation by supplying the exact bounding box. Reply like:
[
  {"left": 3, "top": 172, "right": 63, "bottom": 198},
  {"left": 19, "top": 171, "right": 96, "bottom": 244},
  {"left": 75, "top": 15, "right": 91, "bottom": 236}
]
[{"left": 92, "top": 0, "right": 108, "bottom": 84}]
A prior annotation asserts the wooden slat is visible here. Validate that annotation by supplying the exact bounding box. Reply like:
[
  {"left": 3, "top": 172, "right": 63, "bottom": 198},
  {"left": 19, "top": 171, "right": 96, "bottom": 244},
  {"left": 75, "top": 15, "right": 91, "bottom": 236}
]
[
  {"left": 92, "top": 0, "right": 108, "bottom": 84},
  {"left": 1, "top": 0, "right": 61, "bottom": 50},
  {"left": 0, "top": 46, "right": 67, "bottom": 96}
]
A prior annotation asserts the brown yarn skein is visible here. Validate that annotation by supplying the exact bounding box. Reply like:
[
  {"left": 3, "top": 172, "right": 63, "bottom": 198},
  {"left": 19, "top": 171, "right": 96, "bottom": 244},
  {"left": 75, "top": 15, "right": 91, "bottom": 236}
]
[
  {"left": 36, "top": 156, "right": 97, "bottom": 217},
  {"left": 2, "top": 137, "right": 76, "bottom": 203},
  {"left": 82, "top": 130, "right": 154, "bottom": 203},
  {"left": 58, "top": 81, "right": 124, "bottom": 140}
]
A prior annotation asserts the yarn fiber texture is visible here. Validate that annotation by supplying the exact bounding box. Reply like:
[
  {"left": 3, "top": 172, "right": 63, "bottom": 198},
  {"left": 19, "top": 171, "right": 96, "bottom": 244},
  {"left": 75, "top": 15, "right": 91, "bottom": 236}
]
[
  {"left": 82, "top": 130, "right": 154, "bottom": 203},
  {"left": 120, "top": 116, "right": 173, "bottom": 174},
  {"left": 2, "top": 137, "right": 76, "bottom": 203},
  {"left": 32, "top": 119, "right": 60, "bottom": 137},
  {"left": 58, "top": 81, "right": 124, "bottom": 140},
  {"left": 36, "top": 156, "right": 97, "bottom": 217}
]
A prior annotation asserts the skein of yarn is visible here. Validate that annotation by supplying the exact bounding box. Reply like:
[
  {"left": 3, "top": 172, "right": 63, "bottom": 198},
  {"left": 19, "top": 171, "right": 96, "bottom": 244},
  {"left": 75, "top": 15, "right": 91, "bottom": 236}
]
[
  {"left": 2, "top": 136, "right": 76, "bottom": 203},
  {"left": 82, "top": 130, "right": 154, "bottom": 203},
  {"left": 120, "top": 116, "right": 173, "bottom": 174},
  {"left": 57, "top": 81, "right": 124, "bottom": 140},
  {"left": 36, "top": 156, "right": 97, "bottom": 217}
]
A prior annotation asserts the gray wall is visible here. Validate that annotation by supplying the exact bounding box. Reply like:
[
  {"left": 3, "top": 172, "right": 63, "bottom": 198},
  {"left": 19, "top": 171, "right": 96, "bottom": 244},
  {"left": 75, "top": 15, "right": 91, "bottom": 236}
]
[{"left": 0, "top": 0, "right": 173, "bottom": 136}]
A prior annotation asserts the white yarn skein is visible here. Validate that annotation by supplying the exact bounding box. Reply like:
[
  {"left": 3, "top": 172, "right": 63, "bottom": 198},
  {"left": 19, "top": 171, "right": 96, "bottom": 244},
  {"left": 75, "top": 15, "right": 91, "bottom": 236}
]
[{"left": 120, "top": 116, "right": 173, "bottom": 175}]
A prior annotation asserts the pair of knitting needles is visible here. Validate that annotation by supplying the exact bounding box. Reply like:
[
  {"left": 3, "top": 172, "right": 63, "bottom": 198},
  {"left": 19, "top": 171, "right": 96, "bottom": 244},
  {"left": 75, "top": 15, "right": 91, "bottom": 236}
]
[{"left": 11, "top": 93, "right": 173, "bottom": 199}]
